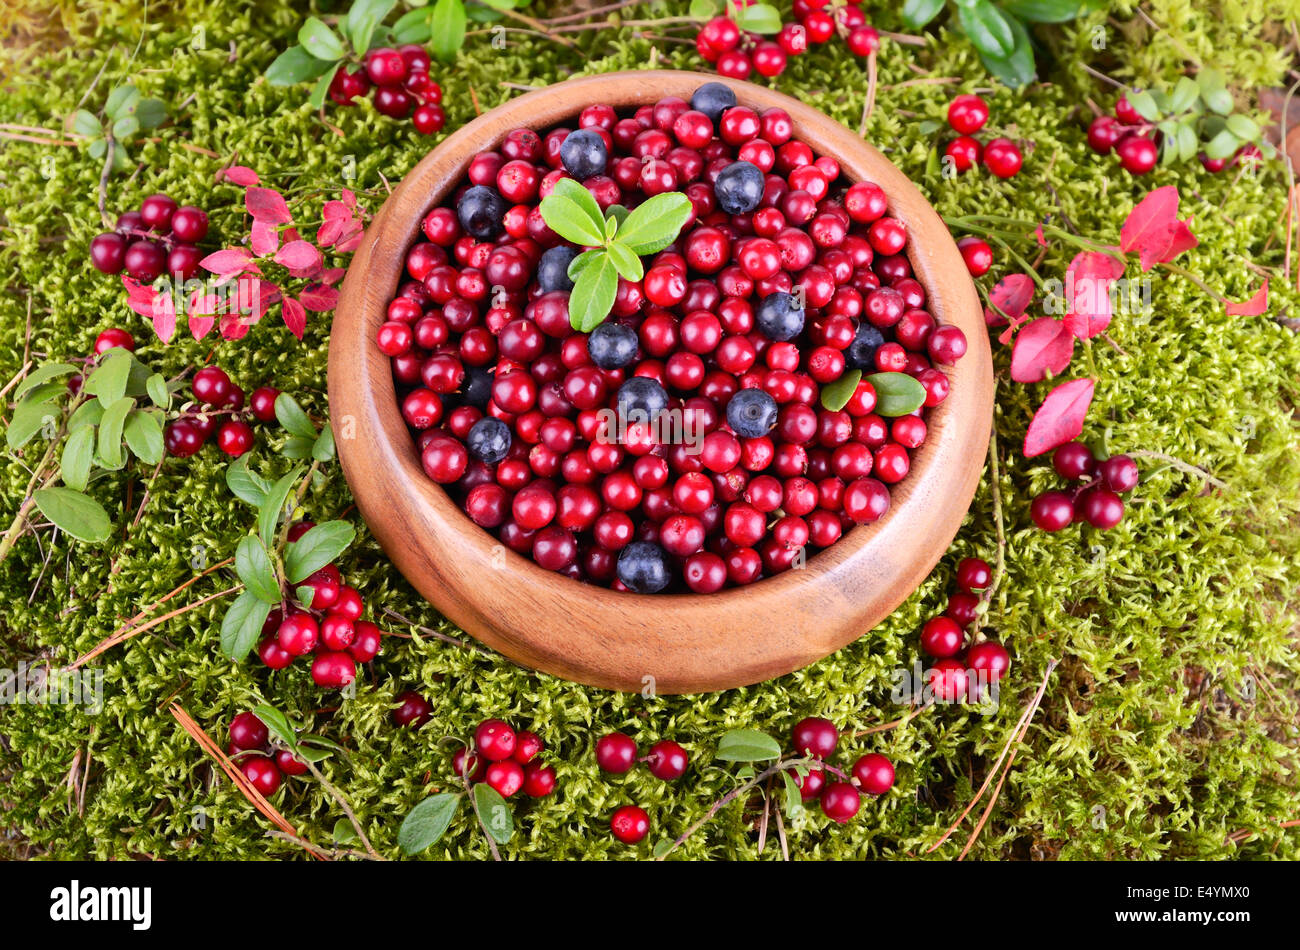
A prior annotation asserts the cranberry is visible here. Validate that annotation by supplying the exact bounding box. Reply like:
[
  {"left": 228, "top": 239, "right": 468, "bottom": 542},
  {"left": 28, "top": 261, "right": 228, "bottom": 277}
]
[
  {"left": 1087, "top": 115, "right": 1124, "bottom": 153},
  {"left": 947, "top": 94, "right": 989, "bottom": 134},
  {"left": 966, "top": 640, "right": 1011, "bottom": 684},
  {"left": 475, "top": 719, "right": 517, "bottom": 761},
  {"left": 926, "top": 658, "right": 970, "bottom": 702},
  {"left": 610, "top": 805, "right": 650, "bottom": 844},
  {"left": 365, "top": 47, "right": 409, "bottom": 87},
  {"left": 140, "top": 193, "right": 177, "bottom": 231},
  {"left": 955, "top": 556, "right": 992, "bottom": 592},
  {"left": 596, "top": 732, "right": 638, "bottom": 773},
  {"left": 1099, "top": 454, "right": 1139, "bottom": 493},
  {"left": 170, "top": 205, "right": 209, "bottom": 243},
  {"left": 1053, "top": 440, "right": 1096, "bottom": 480},
  {"left": 1031, "top": 491, "right": 1075, "bottom": 531},
  {"left": 275, "top": 749, "right": 309, "bottom": 777},
  {"left": 93, "top": 328, "right": 135, "bottom": 355},
  {"left": 229, "top": 711, "right": 269, "bottom": 751},
  {"left": 852, "top": 753, "right": 895, "bottom": 795},
  {"left": 522, "top": 761, "right": 557, "bottom": 797},
  {"left": 956, "top": 236, "right": 993, "bottom": 276},
  {"left": 89, "top": 233, "right": 127, "bottom": 274},
  {"left": 791, "top": 716, "right": 837, "bottom": 759},
  {"left": 216, "top": 420, "right": 254, "bottom": 457},
  {"left": 819, "top": 782, "right": 861, "bottom": 823},
  {"left": 392, "top": 691, "right": 432, "bottom": 728},
  {"left": 645, "top": 740, "right": 689, "bottom": 780},
  {"left": 1116, "top": 135, "right": 1157, "bottom": 174},
  {"left": 920, "top": 616, "right": 965, "bottom": 659},
  {"left": 1077, "top": 487, "right": 1124, "bottom": 529},
  {"left": 982, "top": 138, "right": 1023, "bottom": 178},
  {"left": 485, "top": 759, "right": 525, "bottom": 798},
  {"left": 311, "top": 651, "right": 357, "bottom": 689},
  {"left": 452, "top": 746, "right": 487, "bottom": 782},
  {"left": 240, "top": 756, "right": 282, "bottom": 796}
]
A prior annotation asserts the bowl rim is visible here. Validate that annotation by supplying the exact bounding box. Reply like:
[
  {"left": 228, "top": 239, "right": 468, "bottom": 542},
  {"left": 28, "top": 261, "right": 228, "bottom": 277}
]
[{"left": 328, "top": 69, "right": 994, "bottom": 693}]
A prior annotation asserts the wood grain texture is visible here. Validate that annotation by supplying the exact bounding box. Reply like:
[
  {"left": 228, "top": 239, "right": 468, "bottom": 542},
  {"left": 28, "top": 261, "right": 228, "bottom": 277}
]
[{"left": 328, "top": 70, "right": 994, "bottom": 694}]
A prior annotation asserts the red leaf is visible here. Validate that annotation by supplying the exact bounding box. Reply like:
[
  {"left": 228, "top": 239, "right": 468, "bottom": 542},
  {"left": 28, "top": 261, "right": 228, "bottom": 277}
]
[
  {"left": 281, "top": 296, "right": 307, "bottom": 339},
  {"left": 1120, "top": 186, "right": 1180, "bottom": 255},
  {"left": 334, "top": 224, "right": 365, "bottom": 254},
  {"left": 984, "top": 273, "right": 1034, "bottom": 327},
  {"left": 1024, "top": 378, "right": 1096, "bottom": 458},
  {"left": 188, "top": 312, "right": 215, "bottom": 340},
  {"left": 319, "top": 268, "right": 345, "bottom": 286},
  {"left": 1010, "top": 318, "right": 1075, "bottom": 383},
  {"left": 1063, "top": 251, "right": 1126, "bottom": 340},
  {"left": 222, "top": 165, "right": 260, "bottom": 186},
  {"left": 246, "top": 187, "right": 292, "bottom": 225},
  {"left": 200, "top": 248, "right": 257, "bottom": 280},
  {"left": 1225, "top": 279, "right": 1269, "bottom": 316},
  {"left": 299, "top": 284, "right": 340, "bottom": 312},
  {"left": 1033, "top": 224, "right": 1047, "bottom": 247},
  {"left": 220, "top": 311, "right": 252, "bottom": 340},
  {"left": 250, "top": 220, "right": 280, "bottom": 257},
  {"left": 274, "top": 239, "right": 322, "bottom": 275}
]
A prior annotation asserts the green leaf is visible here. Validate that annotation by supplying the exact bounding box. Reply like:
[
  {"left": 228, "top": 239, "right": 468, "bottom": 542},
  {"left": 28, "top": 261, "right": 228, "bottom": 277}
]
[
  {"left": 956, "top": 0, "right": 1016, "bottom": 60},
  {"left": 4, "top": 399, "right": 59, "bottom": 449},
  {"left": 220, "top": 590, "right": 273, "bottom": 661},
  {"left": 901, "top": 0, "right": 945, "bottom": 28},
  {"left": 281, "top": 435, "right": 316, "bottom": 459},
  {"left": 568, "top": 251, "right": 619, "bottom": 333},
  {"left": 715, "top": 728, "right": 782, "bottom": 762},
  {"left": 265, "top": 45, "right": 336, "bottom": 86},
  {"left": 567, "top": 248, "right": 604, "bottom": 282},
  {"left": 688, "top": 0, "right": 718, "bottom": 17},
  {"left": 1225, "top": 114, "right": 1258, "bottom": 141},
  {"left": 32, "top": 487, "right": 111, "bottom": 542},
  {"left": 734, "top": 2, "right": 781, "bottom": 34},
  {"left": 1197, "top": 68, "right": 1226, "bottom": 94},
  {"left": 284, "top": 521, "right": 355, "bottom": 584},
  {"left": 308, "top": 62, "right": 343, "bottom": 111},
  {"left": 616, "top": 192, "right": 694, "bottom": 256},
  {"left": 84, "top": 349, "right": 132, "bottom": 409},
  {"left": 345, "top": 0, "right": 399, "bottom": 56},
  {"left": 974, "top": 11, "right": 1035, "bottom": 88},
  {"left": 392, "top": 8, "right": 434, "bottom": 43},
  {"left": 295, "top": 584, "right": 318, "bottom": 607},
  {"left": 251, "top": 704, "right": 298, "bottom": 750},
  {"left": 226, "top": 456, "right": 271, "bottom": 506},
  {"left": 72, "top": 109, "right": 101, "bottom": 138},
  {"left": 780, "top": 769, "right": 805, "bottom": 818},
  {"left": 259, "top": 465, "right": 303, "bottom": 549},
  {"left": 68, "top": 399, "right": 104, "bottom": 432},
  {"left": 333, "top": 818, "right": 360, "bottom": 844},
  {"left": 1002, "top": 0, "right": 1101, "bottom": 22},
  {"left": 311, "top": 425, "right": 336, "bottom": 462},
  {"left": 111, "top": 115, "right": 139, "bottom": 140},
  {"left": 104, "top": 85, "right": 139, "bottom": 120},
  {"left": 299, "top": 17, "right": 346, "bottom": 61},
  {"left": 145, "top": 373, "right": 170, "bottom": 409},
  {"left": 96, "top": 396, "right": 133, "bottom": 470},
  {"left": 476, "top": 0, "right": 517, "bottom": 10},
  {"left": 1201, "top": 86, "right": 1234, "bottom": 116},
  {"left": 122, "top": 409, "right": 164, "bottom": 465},
  {"left": 865, "top": 372, "right": 927, "bottom": 416},
  {"left": 1127, "top": 89, "right": 1160, "bottom": 122},
  {"left": 274, "top": 392, "right": 317, "bottom": 439},
  {"left": 1176, "top": 122, "right": 1198, "bottom": 164},
  {"left": 605, "top": 241, "right": 644, "bottom": 282},
  {"left": 236, "top": 534, "right": 281, "bottom": 603},
  {"left": 295, "top": 745, "right": 331, "bottom": 763},
  {"left": 87, "top": 138, "right": 106, "bottom": 159},
  {"left": 472, "top": 783, "right": 514, "bottom": 844},
  {"left": 16, "top": 363, "right": 76, "bottom": 398},
  {"left": 1168, "top": 76, "right": 1199, "bottom": 114},
  {"left": 819, "top": 369, "right": 863, "bottom": 411},
  {"left": 60, "top": 426, "right": 96, "bottom": 492},
  {"left": 430, "top": 0, "right": 467, "bottom": 62},
  {"left": 1204, "top": 128, "right": 1240, "bottom": 160},
  {"left": 133, "top": 98, "right": 167, "bottom": 130},
  {"left": 399, "top": 794, "right": 461, "bottom": 854},
  {"left": 604, "top": 203, "right": 630, "bottom": 229},
  {"left": 538, "top": 178, "right": 608, "bottom": 247}
]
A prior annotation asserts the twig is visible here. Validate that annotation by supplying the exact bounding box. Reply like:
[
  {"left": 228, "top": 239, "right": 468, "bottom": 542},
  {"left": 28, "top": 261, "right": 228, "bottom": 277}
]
[
  {"left": 304, "top": 759, "right": 381, "bottom": 859},
  {"left": 0, "top": 359, "right": 33, "bottom": 401},
  {"left": 1126, "top": 449, "right": 1230, "bottom": 491},
  {"left": 97, "top": 135, "right": 116, "bottom": 229},
  {"left": 540, "top": 0, "right": 641, "bottom": 24},
  {"left": 879, "top": 29, "right": 928, "bottom": 47},
  {"left": 858, "top": 52, "right": 878, "bottom": 136},
  {"left": 980, "top": 422, "right": 1008, "bottom": 611},
  {"left": 461, "top": 764, "right": 502, "bottom": 861},
  {"left": 68, "top": 584, "right": 240, "bottom": 669},
  {"left": 266, "top": 829, "right": 383, "bottom": 861},
  {"left": 381, "top": 606, "right": 485, "bottom": 653}
]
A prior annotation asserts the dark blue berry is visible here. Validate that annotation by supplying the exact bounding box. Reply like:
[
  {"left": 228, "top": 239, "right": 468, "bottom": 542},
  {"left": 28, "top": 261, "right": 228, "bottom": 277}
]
[
  {"left": 690, "top": 82, "right": 737, "bottom": 124},
  {"left": 587, "top": 323, "right": 638, "bottom": 370},
  {"left": 616, "top": 376, "right": 669, "bottom": 422},
  {"left": 461, "top": 367, "right": 493, "bottom": 409},
  {"left": 755, "top": 292, "right": 805, "bottom": 342},
  {"left": 726, "top": 389, "right": 778, "bottom": 439},
  {"left": 466, "top": 417, "right": 511, "bottom": 464},
  {"left": 713, "top": 161, "right": 764, "bottom": 215},
  {"left": 538, "top": 246, "right": 579, "bottom": 293},
  {"left": 456, "top": 185, "right": 506, "bottom": 241},
  {"left": 559, "top": 129, "right": 608, "bottom": 180},
  {"left": 616, "top": 541, "right": 672, "bottom": 593},
  {"left": 844, "top": 323, "right": 886, "bottom": 370}
]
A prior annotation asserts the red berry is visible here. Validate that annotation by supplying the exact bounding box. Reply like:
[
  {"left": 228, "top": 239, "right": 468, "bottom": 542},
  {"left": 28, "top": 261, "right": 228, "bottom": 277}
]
[
  {"left": 956, "top": 236, "right": 993, "bottom": 276},
  {"left": 310, "top": 651, "right": 356, "bottom": 689},
  {"left": 512, "top": 730, "right": 544, "bottom": 764},
  {"left": 89, "top": 233, "right": 127, "bottom": 274},
  {"left": 240, "top": 755, "right": 281, "bottom": 796},
  {"left": 1052, "top": 441, "right": 1096, "bottom": 480},
  {"left": 845, "top": 26, "right": 879, "bottom": 57},
  {"left": 819, "top": 781, "right": 861, "bottom": 822},
  {"left": 229, "top": 711, "right": 269, "bottom": 751},
  {"left": 522, "top": 761, "right": 557, "bottom": 797},
  {"left": 365, "top": 47, "right": 409, "bottom": 87},
  {"left": 944, "top": 135, "right": 983, "bottom": 173},
  {"left": 413, "top": 103, "right": 446, "bottom": 135},
  {"left": 955, "top": 556, "right": 992, "bottom": 592},
  {"left": 982, "top": 138, "right": 1023, "bottom": 178},
  {"left": 966, "top": 640, "right": 1011, "bottom": 684},
  {"left": 140, "top": 194, "right": 177, "bottom": 232},
  {"left": 485, "top": 759, "right": 525, "bottom": 798},
  {"left": 392, "top": 690, "right": 432, "bottom": 728},
  {"left": 920, "top": 616, "right": 965, "bottom": 659},
  {"left": 1086, "top": 115, "right": 1123, "bottom": 153},
  {"left": 475, "top": 719, "right": 517, "bottom": 761},
  {"left": 216, "top": 420, "right": 254, "bottom": 457},
  {"left": 452, "top": 746, "right": 487, "bottom": 782},
  {"left": 1077, "top": 487, "right": 1124, "bottom": 529},
  {"left": 1116, "top": 135, "right": 1157, "bottom": 175},
  {"left": 852, "top": 753, "right": 895, "bottom": 795},
  {"left": 1099, "top": 454, "right": 1139, "bottom": 493},
  {"left": 646, "top": 740, "right": 689, "bottom": 780},
  {"left": 596, "top": 732, "right": 638, "bottom": 773},
  {"left": 1031, "top": 491, "right": 1075, "bottom": 532},
  {"left": 791, "top": 716, "right": 837, "bottom": 759},
  {"left": 1114, "top": 94, "right": 1143, "bottom": 125},
  {"left": 610, "top": 805, "right": 650, "bottom": 844},
  {"left": 947, "top": 94, "right": 989, "bottom": 135},
  {"left": 170, "top": 205, "right": 209, "bottom": 243},
  {"left": 93, "top": 328, "right": 135, "bottom": 355},
  {"left": 927, "top": 325, "right": 967, "bottom": 365}
]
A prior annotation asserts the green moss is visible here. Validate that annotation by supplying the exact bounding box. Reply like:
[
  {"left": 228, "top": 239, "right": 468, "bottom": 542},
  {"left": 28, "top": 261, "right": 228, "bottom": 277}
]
[{"left": 1, "top": 2, "right": 1298, "bottom": 860}]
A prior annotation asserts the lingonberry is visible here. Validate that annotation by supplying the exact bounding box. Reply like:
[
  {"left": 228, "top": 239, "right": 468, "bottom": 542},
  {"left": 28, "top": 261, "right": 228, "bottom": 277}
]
[
  {"left": 365, "top": 47, "right": 409, "bottom": 87},
  {"left": 1077, "top": 487, "right": 1124, "bottom": 529},
  {"left": 89, "top": 233, "right": 127, "bottom": 274},
  {"left": 452, "top": 746, "right": 487, "bottom": 782},
  {"left": 512, "top": 730, "right": 544, "bottom": 765},
  {"left": 819, "top": 782, "right": 861, "bottom": 823},
  {"left": 982, "top": 138, "right": 1023, "bottom": 178},
  {"left": 957, "top": 237, "right": 993, "bottom": 276},
  {"left": 522, "top": 761, "right": 557, "bottom": 797},
  {"left": 920, "top": 616, "right": 965, "bottom": 659},
  {"left": 596, "top": 732, "right": 638, "bottom": 773},
  {"left": 947, "top": 94, "right": 989, "bottom": 135},
  {"left": 610, "top": 805, "right": 650, "bottom": 844},
  {"left": 966, "top": 640, "right": 1011, "bottom": 684},
  {"left": 927, "top": 326, "right": 967, "bottom": 365},
  {"left": 926, "top": 658, "right": 970, "bottom": 702},
  {"left": 944, "top": 135, "right": 983, "bottom": 173},
  {"left": 1087, "top": 115, "right": 1124, "bottom": 153},
  {"left": 791, "top": 716, "right": 837, "bottom": 759},
  {"left": 852, "top": 753, "right": 895, "bottom": 795},
  {"left": 123, "top": 240, "right": 165, "bottom": 280},
  {"left": 1052, "top": 440, "right": 1096, "bottom": 480},
  {"left": 1099, "top": 454, "right": 1139, "bottom": 493},
  {"left": 229, "top": 711, "right": 269, "bottom": 751},
  {"left": 475, "top": 719, "right": 517, "bottom": 761},
  {"left": 275, "top": 749, "right": 309, "bottom": 777},
  {"left": 645, "top": 740, "right": 689, "bottom": 780},
  {"left": 846, "top": 26, "right": 880, "bottom": 57},
  {"left": 1116, "top": 135, "right": 1157, "bottom": 175},
  {"left": 93, "top": 328, "right": 135, "bottom": 355},
  {"left": 241, "top": 756, "right": 282, "bottom": 796},
  {"left": 216, "top": 420, "right": 254, "bottom": 457},
  {"left": 392, "top": 691, "right": 432, "bottom": 728},
  {"left": 955, "top": 556, "right": 992, "bottom": 592},
  {"left": 485, "top": 759, "right": 526, "bottom": 798},
  {"left": 192, "top": 366, "right": 232, "bottom": 406},
  {"left": 1031, "top": 491, "right": 1075, "bottom": 532}
]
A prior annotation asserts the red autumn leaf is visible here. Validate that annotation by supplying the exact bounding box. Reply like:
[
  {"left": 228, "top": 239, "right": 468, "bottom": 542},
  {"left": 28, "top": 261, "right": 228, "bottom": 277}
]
[
  {"left": 341, "top": 188, "right": 358, "bottom": 211},
  {"left": 246, "top": 279, "right": 282, "bottom": 320},
  {"left": 1120, "top": 186, "right": 1179, "bottom": 255},
  {"left": 319, "top": 268, "right": 346, "bottom": 286},
  {"left": 334, "top": 224, "right": 365, "bottom": 254},
  {"left": 1024, "top": 377, "right": 1096, "bottom": 458},
  {"left": 200, "top": 248, "right": 257, "bottom": 281},
  {"left": 188, "top": 313, "right": 215, "bottom": 340},
  {"left": 222, "top": 165, "right": 260, "bottom": 186},
  {"left": 220, "top": 311, "right": 252, "bottom": 340},
  {"left": 1225, "top": 279, "right": 1269, "bottom": 316},
  {"left": 1033, "top": 224, "right": 1047, "bottom": 247},
  {"left": 281, "top": 296, "right": 307, "bottom": 339},
  {"left": 299, "top": 284, "right": 340, "bottom": 312},
  {"left": 1010, "top": 317, "right": 1075, "bottom": 383},
  {"left": 246, "top": 187, "right": 292, "bottom": 225},
  {"left": 274, "top": 239, "right": 322, "bottom": 274},
  {"left": 250, "top": 219, "right": 280, "bottom": 257},
  {"left": 984, "top": 273, "right": 1035, "bottom": 327},
  {"left": 1063, "top": 251, "right": 1126, "bottom": 340}
]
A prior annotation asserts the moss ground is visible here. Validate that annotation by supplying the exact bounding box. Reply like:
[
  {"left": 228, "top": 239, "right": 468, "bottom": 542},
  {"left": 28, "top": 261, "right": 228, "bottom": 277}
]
[{"left": 1, "top": 1, "right": 1298, "bottom": 859}]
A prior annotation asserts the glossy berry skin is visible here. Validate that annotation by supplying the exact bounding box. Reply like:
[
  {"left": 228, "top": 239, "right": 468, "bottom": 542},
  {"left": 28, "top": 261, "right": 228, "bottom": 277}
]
[
  {"left": 240, "top": 756, "right": 281, "bottom": 796},
  {"left": 852, "top": 753, "right": 895, "bottom": 795},
  {"left": 216, "top": 420, "right": 254, "bottom": 457},
  {"left": 955, "top": 556, "right": 992, "bottom": 592},
  {"left": 229, "top": 711, "right": 269, "bottom": 751},
  {"left": 689, "top": 81, "right": 737, "bottom": 123},
  {"left": 365, "top": 47, "right": 408, "bottom": 87},
  {"left": 1052, "top": 441, "right": 1096, "bottom": 480},
  {"left": 944, "top": 136, "right": 982, "bottom": 173},
  {"left": 485, "top": 759, "right": 526, "bottom": 798},
  {"left": 89, "top": 233, "right": 127, "bottom": 274},
  {"left": 192, "top": 366, "right": 232, "bottom": 407},
  {"left": 1116, "top": 136, "right": 1158, "bottom": 175},
  {"left": 1087, "top": 115, "right": 1124, "bottom": 153},
  {"left": 277, "top": 613, "right": 318, "bottom": 656},
  {"left": 456, "top": 185, "right": 507, "bottom": 241},
  {"left": 982, "top": 138, "right": 1023, "bottom": 179},
  {"left": 163, "top": 419, "right": 204, "bottom": 458},
  {"left": 392, "top": 691, "right": 432, "bottom": 728},
  {"left": 790, "top": 716, "right": 837, "bottom": 759},
  {"left": 93, "top": 328, "right": 135, "bottom": 355},
  {"left": 475, "top": 719, "right": 517, "bottom": 761},
  {"left": 275, "top": 749, "right": 309, "bottom": 777},
  {"left": 538, "top": 246, "right": 578, "bottom": 292},
  {"left": 311, "top": 650, "right": 357, "bottom": 689},
  {"left": 946, "top": 591, "right": 980, "bottom": 628},
  {"left": 616, "top": 541, "right": 671, "bottom": 593},
  {"left": 512, "top": 730, "right": 544, "bottom": 764},
  {"left": 966, "top": 640, "right": 1011, "bottom": 684},
  {"left": 452, "top": 746, "right": 487, "bottom": 782},
  {"left": 947, "top": 94, "right": 989, "bottom": 135},
  {"left": 713, "top": 160, "right": 765, "bottom": 215},
  {"left": 588, "top": 322, "right": 639, "bottom": 369},
  {"left": 596, "top": 732, "right": 638, "bottom": 773},
  {"left": 1099, "top": 454, "right": 1139, "bottom": 493},
  {"left": 249, "top": 387, "right": 280, "bottom": 423},
  {"left": 610, "top": 805, "right": 650, "bottom": 844},
  {"left": 170, "top": 206, "right": 209, "bottom": 243},
  {"left": 726, "top": 388, "right": 778, "bottom": 439},
  {"left": 559, "top": 129, "right": 608, "bottom": 179},
  {"left": 819, "top": 781, "right": 861, "bottom": 823},
  {"left": 522, "top": 761, "right": 558, "bottom": 797},
  {"left": 124, "top": 240, "right": 165, "bottom": 281},
  {"left": 1078, "top": 487, "right": 1124, "bottom": 529},
  {"left": 140, "top": 194, "right": 177, "bottom": 231},
  {"left": 467, "top": 417, "right": 512, "bottom": 463},
  {"left": 920, "top": 616, "right": 965, "bottom": 659},
  {"left": 1031, "top": 491, "right": 1075, "bottom": 532},
  {"left": 927, "top": 326, "right": 967, "bottom": 365},
  {"left": 645, "top": 740, "right": 689, "bottom": 780},
  {"left": 957, "top": 237, "right": 993, "bottom": 276}
]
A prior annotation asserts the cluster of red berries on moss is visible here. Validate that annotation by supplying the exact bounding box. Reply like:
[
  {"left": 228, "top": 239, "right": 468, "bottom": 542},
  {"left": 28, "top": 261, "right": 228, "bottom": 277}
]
[
  {"left": 89, "top": 193, "right": 209, "bottom": 282},
  {"left": 256, "top": 536, "right": 383, "bottom": 688},
  {"left": 917, "top": 557, "right": 1011, "bottom": 702},
  {"left": 329, "top": 45, "right": 446, "bottom": 135},
  {"left": 162, "top": 366, "right": 279, "bottom": 460},
  {"left": 1031, "top": 442, "right": 1140, "bottom": 532},
  {"left": 788, "top": 716, "right": 894, "bottom": 822},
  {"left": 596, "top": 731, "right": 690, "bottom": 843},
  {"left": 449, "top": 719, "right": 558, "bottom": 800},
  {"left": 228, "top": 710, "right": 307, "bottom": 795},
  {"left": 1085, "top": 95, "right": 1162, "bottom": 175},
  {"left": 382, "top": 85, "right": 969, "bottom": 594},
  {"left": 694, "top": 0, "right": 879, "bottom": 82},
  {"left": 941, "top": 93, "right": 1022, "bottom": 180}
]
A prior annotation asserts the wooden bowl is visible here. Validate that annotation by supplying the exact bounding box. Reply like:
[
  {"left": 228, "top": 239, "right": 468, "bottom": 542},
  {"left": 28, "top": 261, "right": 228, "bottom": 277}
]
[{"left": 329, "top": 70, "right": 993, "bottom": 694}]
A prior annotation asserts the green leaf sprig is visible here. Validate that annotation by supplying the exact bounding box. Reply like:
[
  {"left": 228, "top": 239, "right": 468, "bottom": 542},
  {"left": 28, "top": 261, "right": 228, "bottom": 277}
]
[
  {"left": 1120, "top": 71, "right": 1275, "bottom": 166},
  {"left": 72, "top": 83, "right": 168, "bottom": 175},
  {"left": 398, "top": 745, "right": 517, "bottom": 854},
  {"left": 538, "top": 178, "right": 693, "bottom": 333}
]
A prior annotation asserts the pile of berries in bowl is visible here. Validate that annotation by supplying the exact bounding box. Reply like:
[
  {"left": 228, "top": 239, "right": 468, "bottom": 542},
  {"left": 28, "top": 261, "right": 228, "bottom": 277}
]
[{"left": 373, "top": 80, "right": 970, "bottom": 596}]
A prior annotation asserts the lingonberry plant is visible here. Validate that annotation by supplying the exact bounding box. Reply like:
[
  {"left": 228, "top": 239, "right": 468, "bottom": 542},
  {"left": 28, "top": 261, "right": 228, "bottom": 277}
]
[
  {"left": 90, "top": 192, "right": 209, "bottom": 284},
  {"left": 225, "top": 705, "right": 344, "bottom": 794},
  {"left": 691, "top": 0, "right": 878, "bottom": 82},
  {"left": 69, "top": 83, "right": 168, "bottom": 181}
]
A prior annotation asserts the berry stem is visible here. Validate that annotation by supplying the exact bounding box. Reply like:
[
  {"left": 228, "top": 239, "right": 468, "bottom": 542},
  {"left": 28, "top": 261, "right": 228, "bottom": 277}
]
[
  {"left": 460, "top": 764, "right": 503, "bottom": 862},
  {"left": 1125, "top": 449, "right": 1229, "bottom": 491},
  {"left": 978, "top": 423, "right": 1008, "bottom": 619},
  {"left": 302, "top": 757, "right": 382, "bottom": 860}
]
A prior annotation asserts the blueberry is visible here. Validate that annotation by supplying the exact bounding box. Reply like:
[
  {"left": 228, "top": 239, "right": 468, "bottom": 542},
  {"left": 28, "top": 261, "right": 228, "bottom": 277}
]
[
  {"left": 538, "top": 246, "right": 579, "bottom": 293},
  {"left": 690, "top": 81, "right": 738, "bottom": 124},
  {"left": 466, "top": 417, "right": 511, "bottom": 464},
  {"left": 587, "top": 323, "right": 638, "bottom": 370},
  {"left": 456, "top": 185, "right": 506, "bottom": 241},
  {"left": 726, "top": 388, "right": 778, "bottom": 439},
  {"left": 559, "top": 129, "right": 608, "bottom": 180},
  {"left": 616, "top": 541, "right": 672, "bottom": 593},
  {"left": 714, "top": 160, "right": 764, "bottom": 215},
  {"left": 460, "top": 366, "right": 493, "bottom": 409},
  {"left": 844, "top": 323, "right": 886, "bottom": 370},
  {"left": 616, "top": 376, "right": 669, "bottom": 422},
  {"left": 755, "top": 292, "right": 805, "bottom": 342}
]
